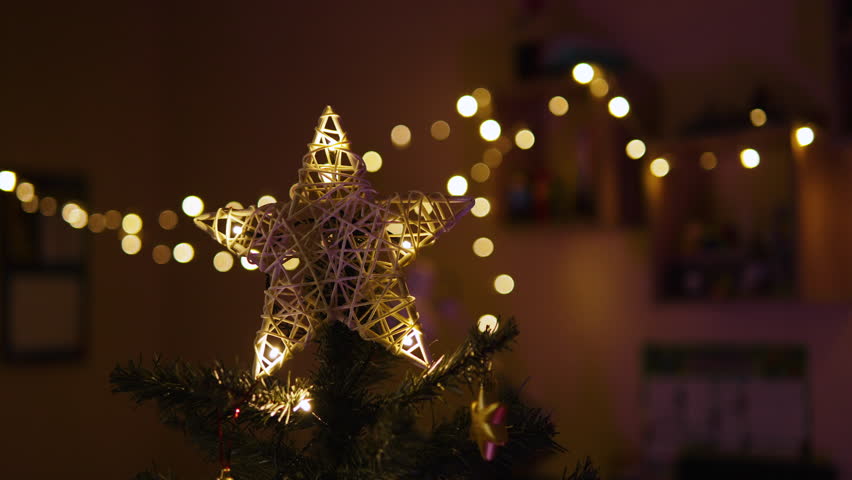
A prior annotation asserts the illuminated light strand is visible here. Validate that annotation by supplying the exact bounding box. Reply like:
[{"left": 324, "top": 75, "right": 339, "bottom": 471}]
[{"left": 2, "top": 70, "right": 815, "bottom": 313}]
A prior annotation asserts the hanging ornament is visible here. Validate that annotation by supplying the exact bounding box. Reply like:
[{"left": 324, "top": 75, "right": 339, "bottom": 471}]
[
  {"left": 217, "top": 467, "right": 234, "bottom": 480},
  {"left": 470, "top": 385, "right": 508, "bottom": 461},
  {"left": 195, "top": 106, "right": 473, "bottom": 378}
]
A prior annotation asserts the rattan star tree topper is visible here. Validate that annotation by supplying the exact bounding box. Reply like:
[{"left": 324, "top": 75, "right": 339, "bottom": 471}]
[{"left": 195, "top": 106, "right": 473, "bottom": 378}]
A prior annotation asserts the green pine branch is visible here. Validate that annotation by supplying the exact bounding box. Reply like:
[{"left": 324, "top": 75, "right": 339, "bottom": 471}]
[{"left": 111, "top": 317, "right": 598, "bottom": 480}]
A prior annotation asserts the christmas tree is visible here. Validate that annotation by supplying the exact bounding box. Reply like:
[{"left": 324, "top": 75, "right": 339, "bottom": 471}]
[{"left": 110, "top": 107, "right": 598, "bottom": 479}]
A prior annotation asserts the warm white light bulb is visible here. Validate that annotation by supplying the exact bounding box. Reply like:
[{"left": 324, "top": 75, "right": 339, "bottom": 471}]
[
  {"left": 173, "top": 242, "right": 195, "bottom": 263},
  {"left": 477, "top": 314, "right": 498, "bottom": 333},
  {"left": 122, "top": 213, "right": 143, "bottom": 234},
  {"left": 182, "top": 195, "right": 204, "bottom": 217},
  {"left": 362, "top": 151, "right": 383, "bottom": 172},
  {"left": 514, "top": 129, "right": 535, "bottom": 150},
  {"left": 15, "top": 182, "right": 34, "bottom": 202},
  {"left": 391, "top": 125, "right": 411, "bottom": 148},
  {"left": 548, "top": 96, "right": 569, "bottom": 116},
  {"left": 121, "top": 235, "right": 142, "bottom": 255},
  {"left": 494, "top": 274, "right": 515, "bottom": 294},
  {"left": 608, "top": 97, "right": 630, "bottom": 118},
  {"left": 257, "top": 195, "right": 277, "bottom": 207},
  {"left": 446, "top": 175, "right": 468, "bottom": 196},
  {"left": 572, "top": 63, "right": 594, "bottom": 84},
  {"left": 625, "top": 139, "right": 646, "bottom": 159},
  {"left": 213, "top": 251, "right": 234, "bottom": 272},
  {"left": 471, "top": 197, "right": 491, "bottom": 218},
  {"left": 750, "top": 108, "right": 767, "bottom": 127},
  {"left": 650, "top": 158, "right": 670, "bottom": 178},
  {"left": 479, "top": 119, "right": 501, "bottom": 141},
  {"left": 456, "top": 95, "right": 478, "bottom": 117},
  {"left": 740, "top": 148, "right": 760, "bottom": 168},
  {"left": 472, "top": 237, "right": 494, "bottom": 257},
  {"left": 795, "top": 126, "right": 815, "bottom": 147},
  {"left": 0, "top": 171, "right": 17, "bottom": 192}
]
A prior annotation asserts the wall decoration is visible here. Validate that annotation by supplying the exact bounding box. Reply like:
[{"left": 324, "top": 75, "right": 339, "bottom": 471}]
[
  {"left": 1, "top": 174, "right": 87, "bottom": 361},
  {"left": 642, "top": 344, "right": 810, "bottom": 477}
]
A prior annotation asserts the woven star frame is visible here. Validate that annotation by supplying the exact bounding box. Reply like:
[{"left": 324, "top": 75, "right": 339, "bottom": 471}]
[{"left": 196, "top": 107, "right": 473, "bottom": 378}]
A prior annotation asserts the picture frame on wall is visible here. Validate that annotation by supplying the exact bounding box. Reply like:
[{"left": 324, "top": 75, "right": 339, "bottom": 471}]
[{"left": 0, "top": 173, "right": 88, "bottom": 362}]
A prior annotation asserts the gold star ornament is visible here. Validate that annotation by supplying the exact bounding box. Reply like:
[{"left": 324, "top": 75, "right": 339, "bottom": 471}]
[
  {"left": 195, "top": 106, "right": 473, "bottom": 378},
  {"left": 470, "top": 386, "right": 509, "bottom": 461}
]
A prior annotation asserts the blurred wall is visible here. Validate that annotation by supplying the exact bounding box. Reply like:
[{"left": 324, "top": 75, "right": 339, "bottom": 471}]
[{"left": 2, "top": 1, "right": 848, "bottom": 478}]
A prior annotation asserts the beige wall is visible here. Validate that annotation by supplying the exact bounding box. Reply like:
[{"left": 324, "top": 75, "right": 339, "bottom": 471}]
[{"left": 2, "top": 1, "right": 848, "bottom": 478}]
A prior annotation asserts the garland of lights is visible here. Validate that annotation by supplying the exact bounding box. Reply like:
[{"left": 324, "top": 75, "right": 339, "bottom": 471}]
[{"left": 0, "top": 61, "right": 818, "bottom": 335}]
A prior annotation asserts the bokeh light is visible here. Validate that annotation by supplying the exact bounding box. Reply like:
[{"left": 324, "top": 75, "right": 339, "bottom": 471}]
[
  {"left": 173, "top": 242, "right": 195, "bottom": 263},
  {"left": 477, "top": 314, "right": 498, "bottom": 333},
  {"left": 390, "top": 125, "right": 411, "bottom": 148},
  {"left": 182, "top": 195, "right": 204, "bottom": 217},
  {"left": 700, "top": 152, "right": 718, "bottom": 170},
  {"left": 15, "top": 182, "right": 34, "bottom": 202},
  {"left": 514, "top": 129, "right": 535, "bottom": 150},
  {"left": 548, "top": 96, "right": 569, "bottom": 116},
  {"left": 62, "top": 203, "right": 81, "bottom": 223},
  {"left": 740, "top": 148, "right": 760, "bottom": 168},
  {"left": 104, "top": 210, "right": 121, "bottom": 229},
  {"left": 69, "top": 208, "right": 88, "bottom": 229},
  {"left": 494, "top": 274, "right": 515, "bottom": 294},
  {"left": 456, "top": 95, "right": 478, "bottom": 117},
  {"left": 213, "top": 251, "right": 234, "bottom": 272},
  {"left": 446, "top": 175, "right": 468, "bottom": 196},
  {"left": 152, "top": 244, "right": 171, "bottom": 264},
  {"left": 650, "top": 158, "right": 670, "bottom": 178},
  {"left": 430, "top": 121, "right": 451, "bottom": 141},
  {"left": 121, "top": 235, "right": 142, "bottom": 255},
  {"left": 608, "top": 97, "right": 630, "bottom": 118},
  {"left": 472, "top": 237, "right": 494, "bottom": 257},
  {"left": 225, "top": 201, "right": 244, "bottom": 209},
  {"left": 472, "top": 88, "right": 491, "bottom": 107},
  {"left": 257, "top": 195, "right": 277, "bottom": 207},
  {"left": 40, "top": 196, "right": 58, "bottom": 216},
  {"left": 471, "top": 197, "right": 491, "bottom": 218},
  {"left": 241, "top": 256, "right": 258, "bottom": 271},
  {"left": 589, "top": 78, "right": 609, "bottom": 97},
  {"left": 0, "top": 171, "right": 17, "bottom": 192},
  {"left": 283, "top": 257, "right": 301, "bottom": 271},
  {"left": 21, "top": 196, "right": 39, "bottom": 213},
  {"left": 470, "top": 163, "right": 491, "bottom": 183},
  {"left": 88, "top": 213, "right": 106, "bottom": 233},
  {"left": 122, "top": 213, "right": 143, "bottom": 234},
  {"left": 795, "top": 126, "right": 815, "bottom": 147},
  {"left": 750, "top": 108, "right": 767, "bottom": 127},
  {"left": 572, "top": 63, "right": 594, "bottom": 84},
  {"left": 362, "top": 151, "right": 383, "bottom": 172},
  {"left": 159, "top": 210, "right": 178, "bottom": 230},
  {"left": 625, "top": 139, "right": 646, "bottom": 159},
  {"left": 479, "top": 119, "right": 501, "bottom": 141}
]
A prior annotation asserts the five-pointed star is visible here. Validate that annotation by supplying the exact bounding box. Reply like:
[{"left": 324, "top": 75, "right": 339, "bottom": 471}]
[
  {"left": 196, "top": 106, "right": 473, "bottom": 378},
  {"left": 470, "top": 386, "right": 508, "bottom": 461}
]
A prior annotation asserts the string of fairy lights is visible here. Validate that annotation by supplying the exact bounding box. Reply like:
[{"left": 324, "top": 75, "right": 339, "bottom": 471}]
[{"left": 0, "top": 61, "right": 819, "bottom": 334}]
